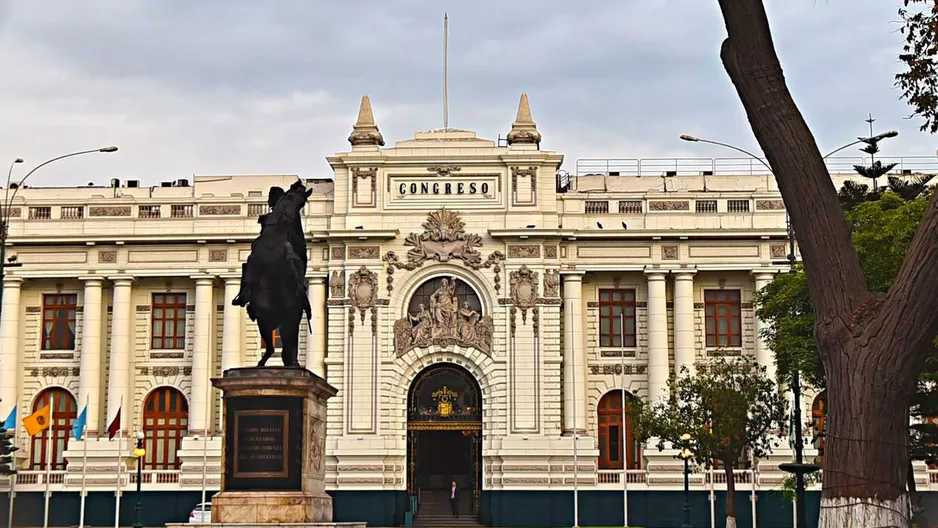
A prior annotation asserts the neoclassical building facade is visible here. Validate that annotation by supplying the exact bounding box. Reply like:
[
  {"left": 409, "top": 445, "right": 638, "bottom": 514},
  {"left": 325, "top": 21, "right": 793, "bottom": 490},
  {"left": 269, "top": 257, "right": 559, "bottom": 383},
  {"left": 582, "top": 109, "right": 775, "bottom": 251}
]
[{"left": 0, "top": 94, "right": 919, "bottom": 527}]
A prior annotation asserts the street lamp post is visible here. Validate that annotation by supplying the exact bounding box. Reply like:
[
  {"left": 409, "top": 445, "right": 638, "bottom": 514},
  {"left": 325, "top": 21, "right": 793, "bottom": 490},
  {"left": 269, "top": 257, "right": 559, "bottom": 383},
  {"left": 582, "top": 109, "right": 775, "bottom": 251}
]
[
  {"left": 0, "top": 147, "right": 118, "bottom": 314},
  {"left": 678, "top": 433, "right": 694, "bottom": 528},
  {"left": 133, "top": 431, "right": 145, "bottom": 528}
]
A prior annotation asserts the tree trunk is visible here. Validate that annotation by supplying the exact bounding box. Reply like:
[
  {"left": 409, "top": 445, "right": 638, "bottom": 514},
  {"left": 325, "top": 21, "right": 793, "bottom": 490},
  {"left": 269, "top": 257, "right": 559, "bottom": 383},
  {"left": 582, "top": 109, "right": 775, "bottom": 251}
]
[
  {"left": 822, "top": 340, "right": 913, "bottom": 527},
  {"left": 724, "top": 465, "right": 737, "bottom": 528},
  {"left": 714, "top": 1, "right": 938, "bottom": 527},
  {"left": 909, "top": 460, "right": 929, "bottom": 528}
]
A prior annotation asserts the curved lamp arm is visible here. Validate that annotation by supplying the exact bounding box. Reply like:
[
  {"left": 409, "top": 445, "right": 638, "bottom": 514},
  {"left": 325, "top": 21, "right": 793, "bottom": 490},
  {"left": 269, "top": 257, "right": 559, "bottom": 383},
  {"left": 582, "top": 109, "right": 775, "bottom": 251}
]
[
  {"left": 4, "top": 147, "right": 118, "bottom": 223},
  {"left": 679, "top": 135, "right": 772, "bottom": 173}
]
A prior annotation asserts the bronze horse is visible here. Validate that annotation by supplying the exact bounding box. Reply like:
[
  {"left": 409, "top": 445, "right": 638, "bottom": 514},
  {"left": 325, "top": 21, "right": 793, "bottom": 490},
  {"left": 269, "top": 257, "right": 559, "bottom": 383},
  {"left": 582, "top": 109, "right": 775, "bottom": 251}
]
[{"left": 235, "top": 180, "right": 313, "bottom": 367}]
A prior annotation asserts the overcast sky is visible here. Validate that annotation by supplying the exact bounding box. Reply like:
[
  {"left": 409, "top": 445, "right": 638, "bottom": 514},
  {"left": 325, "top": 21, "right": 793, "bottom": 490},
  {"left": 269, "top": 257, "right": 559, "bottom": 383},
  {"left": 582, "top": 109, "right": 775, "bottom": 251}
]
[{"left": 0, "top": 1, "right": 929, "bottom": 186}]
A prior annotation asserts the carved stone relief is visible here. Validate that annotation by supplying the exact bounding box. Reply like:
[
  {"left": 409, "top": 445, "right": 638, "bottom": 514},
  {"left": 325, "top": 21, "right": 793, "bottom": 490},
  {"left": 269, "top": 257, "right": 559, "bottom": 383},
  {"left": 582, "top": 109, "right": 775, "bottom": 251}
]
[
  {"left": 330, "top": 271, "right": 346, "bottom": 298},
  {"left": 208, "top": 249, "right": 228, "bottom": 262},
  {"left": 331, "top": 247, "right": 346, "bottom": 261},
  {"left": 391, "top": 209, "right": 484, "bottom": 269},
  {"left": 427, "top": 165, "right": 461, "bottom": 177},
  {"left": 394, "top": 276, "right": 494, "bottom": 356},
  {"left": 543, "top": 269, "right": 559, "bottom": 297},
  {"left": 348, "top": 246, "right": 380, "bottom": 259},
  {"left": 510, "top": 265, "right": 538, "bottom": 309},
  {"left": 507, "top": 245, "right": 540, "bottom": 259},
  {"left": 661, "top": 245, "right": 679, "bottom": 260},
  {"left": 347, "top": 266, "right": 378, "bottom": 319},
  {"left": 98, "top": 250, "right": 117, "bottom": 264},
  {"left": 199, "top": 205, "right": 242, "bottom": 216},
  {"left": 756, "top": 199, "right": 786, "bottom": 210},
  {"left": 649, "top": 200, "right": 689, "bottom": 211},
  {"left": 588, "top": 364, "right": 647, "bottom": 375},
  {"left": 544, "top": 246, "right": 558, "bottom": 259},
  {"left": 770, "top": 244, "right": 787, "bottom": 259},
  {"left": 89, "top": 206, "right": 131, "bottom": 217}
]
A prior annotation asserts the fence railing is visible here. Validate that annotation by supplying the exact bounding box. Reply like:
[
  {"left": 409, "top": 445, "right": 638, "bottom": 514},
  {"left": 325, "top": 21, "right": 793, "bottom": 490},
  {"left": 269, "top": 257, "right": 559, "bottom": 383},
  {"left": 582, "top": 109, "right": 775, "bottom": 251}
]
[{"left": 575, "top": 156, "right": 938, "bottom": 177}]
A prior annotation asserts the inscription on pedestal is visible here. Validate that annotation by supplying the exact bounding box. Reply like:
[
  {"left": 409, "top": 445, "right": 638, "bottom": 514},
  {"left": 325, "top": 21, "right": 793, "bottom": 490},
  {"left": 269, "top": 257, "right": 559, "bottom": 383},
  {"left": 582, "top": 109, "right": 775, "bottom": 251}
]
[
  {"left": 233, "top": 410, "right": 289, "bottom": 479},
  {"left": 224, "top": 395, "right": 303, "bottom": 491}
]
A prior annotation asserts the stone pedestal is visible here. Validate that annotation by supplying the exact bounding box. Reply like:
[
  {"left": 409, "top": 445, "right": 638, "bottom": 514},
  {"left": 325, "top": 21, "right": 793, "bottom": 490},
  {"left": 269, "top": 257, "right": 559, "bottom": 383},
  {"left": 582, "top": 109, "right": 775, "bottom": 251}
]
[{"left": 210, "top": 367, "right": 338, "bottom": 525}]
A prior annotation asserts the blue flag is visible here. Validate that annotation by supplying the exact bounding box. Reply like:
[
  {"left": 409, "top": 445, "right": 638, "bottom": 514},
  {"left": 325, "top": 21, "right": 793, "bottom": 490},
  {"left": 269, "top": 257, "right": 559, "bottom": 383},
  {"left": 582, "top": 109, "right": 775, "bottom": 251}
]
[
  {"left": 72, "top": 406, "right": 87, "bottom": 441},
  {"left": 2, "top": 406, "right": 15, "bottom": 430}
]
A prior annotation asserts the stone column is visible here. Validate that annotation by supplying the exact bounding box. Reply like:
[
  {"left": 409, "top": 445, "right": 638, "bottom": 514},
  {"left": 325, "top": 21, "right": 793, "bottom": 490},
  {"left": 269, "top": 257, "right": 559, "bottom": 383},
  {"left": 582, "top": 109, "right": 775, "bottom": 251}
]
[
  {"left": 190, "top": 276, "right": 215, "bottom": 435},
  {"left": 0, "top": 276, "right": 23, "bottom": 420},
  {"left": 78, "top": 277, "right": 104, "bottom": 434},
  {"left": 672, "top": 270, "right": 696, "bottom": 378},
  {"left": 752, "top": 271, "right": 778, "bottom": 384},
  {"left": 305, "top": 276, "right": 327, "bottom": 377},
  {"left": 562, "top": 272, "right": 587, "bottom": 434},
  {"left": 645, "top": 270, "right": 669, "bottom": 403},
  {"left": 219, "top": 276, "right": 243, "bottom": 429},
  {"left": 106, "top": 276, "right": 134, "bottom": 435}
]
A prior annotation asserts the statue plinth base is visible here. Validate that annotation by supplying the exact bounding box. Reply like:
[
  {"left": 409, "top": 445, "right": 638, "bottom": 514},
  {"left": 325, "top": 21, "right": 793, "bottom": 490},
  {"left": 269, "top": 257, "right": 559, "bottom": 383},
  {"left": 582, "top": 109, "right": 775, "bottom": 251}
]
[
  {"left": 211, "top": 491, "right": 334, "bottom": 524},
  {"left": 209, "top": 367, "right": 340, "bottom": 525}
]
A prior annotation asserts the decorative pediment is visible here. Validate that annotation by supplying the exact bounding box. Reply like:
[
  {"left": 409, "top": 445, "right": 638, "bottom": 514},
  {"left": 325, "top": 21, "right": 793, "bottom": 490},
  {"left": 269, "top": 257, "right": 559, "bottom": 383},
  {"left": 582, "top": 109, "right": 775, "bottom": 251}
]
[{"left": 386, "top": 208, "right": 485, "bottom": 269}]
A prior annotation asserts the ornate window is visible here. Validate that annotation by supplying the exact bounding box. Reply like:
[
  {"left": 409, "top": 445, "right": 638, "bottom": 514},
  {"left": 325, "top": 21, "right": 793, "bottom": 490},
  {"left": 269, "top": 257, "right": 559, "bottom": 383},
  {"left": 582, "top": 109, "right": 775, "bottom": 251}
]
[
  {"left": 408, "top": 364, "right": 481, "bottom": 423},
  {"left": 597, "top": 391, "right": 640, "bottom": 469},
  {"left": 29, "top": 388, "right": 78, "bottom": 470},
  {"left": 812, "top": 390, "right": 827, "bottom": 466},
  {"left": 704, "top": 289, "right": 742, "bottom": 347},
  {"left": 142, "top": 387, "right": 189, "bottom": 469},
  {"left": 598, "top": 289, "right": 637, "bottom": 348},
  {"left": 41, "top": 294, "right": 78, "bottom": 350},
  {"left": 260, "top": 329, "right": 282, "bottom": 348},
  {"left": 151, "top": 293, "right": 187, "bottom": 350}
]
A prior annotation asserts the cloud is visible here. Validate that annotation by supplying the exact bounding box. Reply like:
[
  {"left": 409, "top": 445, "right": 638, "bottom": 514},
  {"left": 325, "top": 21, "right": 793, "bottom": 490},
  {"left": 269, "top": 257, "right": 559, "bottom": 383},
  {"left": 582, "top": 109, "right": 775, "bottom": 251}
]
[{"left": 0, "top": 0, "right": 932, "bottom": 186}]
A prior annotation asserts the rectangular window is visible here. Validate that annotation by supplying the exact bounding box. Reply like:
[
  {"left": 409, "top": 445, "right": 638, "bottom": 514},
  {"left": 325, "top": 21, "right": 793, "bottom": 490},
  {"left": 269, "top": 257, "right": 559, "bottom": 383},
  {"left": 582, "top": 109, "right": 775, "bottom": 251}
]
[
  {"left": 41, "top": 294, "right": 78, "bottom": 350},
  {"left": 260, "top": 329, "right": 282, "bottom": 348},
  {"left": 598, "top": 289, "right": 637, "bottom": 348},
  {"left": 704, "top": 289, "right": 742, "bottom": 347},
  {"left": 151, "top": 293, "right": 187, "bottom": 350}
]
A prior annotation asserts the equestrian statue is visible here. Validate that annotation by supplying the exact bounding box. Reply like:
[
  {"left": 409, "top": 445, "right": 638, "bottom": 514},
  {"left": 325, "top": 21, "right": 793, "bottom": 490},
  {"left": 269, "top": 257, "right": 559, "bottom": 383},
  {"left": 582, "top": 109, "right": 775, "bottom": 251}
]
[{"left": 232, "top": 180, "right": 313, "bottom": 367}]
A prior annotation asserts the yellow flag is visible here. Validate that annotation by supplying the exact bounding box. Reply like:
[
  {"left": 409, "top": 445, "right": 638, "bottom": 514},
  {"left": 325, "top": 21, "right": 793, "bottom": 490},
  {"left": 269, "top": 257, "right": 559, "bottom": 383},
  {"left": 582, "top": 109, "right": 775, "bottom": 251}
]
[{"left": 24, "top": 404, "right": 51, "bottom": 436}]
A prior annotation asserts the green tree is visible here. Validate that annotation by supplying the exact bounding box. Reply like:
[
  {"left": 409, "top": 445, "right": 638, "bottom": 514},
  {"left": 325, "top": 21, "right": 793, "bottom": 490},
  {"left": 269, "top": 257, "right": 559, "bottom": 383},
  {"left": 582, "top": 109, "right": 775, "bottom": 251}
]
[
  {"left": 630, "top": 358, "right": 786, "bottom": 528},
  {"left": 755, "top": 188, "right": 938, "bottom": 522},
  {"left": 898, "top": 0, "right": 938, "bottom": 133},
  {"left": 716, "top": 1, "right": 938, "bottom": 524}
]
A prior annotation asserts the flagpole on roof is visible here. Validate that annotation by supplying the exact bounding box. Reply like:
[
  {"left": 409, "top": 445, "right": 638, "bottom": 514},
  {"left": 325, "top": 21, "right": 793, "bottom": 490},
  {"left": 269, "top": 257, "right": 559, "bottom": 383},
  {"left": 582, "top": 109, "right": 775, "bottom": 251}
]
[
  {"left": 78, "top": 395, "right": 89, "bottom": 528},
  {"left": 42, "top": 393, "right": 54, "bottom": 528}
]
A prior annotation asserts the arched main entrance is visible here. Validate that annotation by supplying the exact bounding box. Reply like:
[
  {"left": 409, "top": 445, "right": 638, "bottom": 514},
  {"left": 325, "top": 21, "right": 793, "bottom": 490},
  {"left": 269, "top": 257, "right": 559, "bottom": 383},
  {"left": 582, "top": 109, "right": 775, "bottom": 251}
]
[{"left": 407, "top": 363, "right": 483, "bottom": 516}]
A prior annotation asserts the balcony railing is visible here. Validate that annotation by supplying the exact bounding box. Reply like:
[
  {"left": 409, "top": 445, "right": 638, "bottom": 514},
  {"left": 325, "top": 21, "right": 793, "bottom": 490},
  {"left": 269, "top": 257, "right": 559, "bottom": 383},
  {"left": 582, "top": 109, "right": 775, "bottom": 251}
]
[
  {"left": 575, "top": 156, "right": 938, "bottom": 177},
  {"left": 597, "top": 469, "right": 648, "bottom": 484}
]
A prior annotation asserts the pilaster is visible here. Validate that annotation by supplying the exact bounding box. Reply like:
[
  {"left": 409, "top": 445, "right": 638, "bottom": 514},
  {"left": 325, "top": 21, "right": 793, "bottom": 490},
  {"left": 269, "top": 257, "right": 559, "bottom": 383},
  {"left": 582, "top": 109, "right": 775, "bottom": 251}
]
[
  {"left": 78, "top": 276, "right": 105, "bottom": 435},
  {"left": 105, "top": 275, "right": 134, "bottom": 436},
  {"left": 645, "top": 270, "right": 668, "bottom": 404},
  {"left": 0, "top": 276, "right": 23, "bottom": 420},
  {"left": 561, "top": 272, "right": 587, "bottom": 434}
]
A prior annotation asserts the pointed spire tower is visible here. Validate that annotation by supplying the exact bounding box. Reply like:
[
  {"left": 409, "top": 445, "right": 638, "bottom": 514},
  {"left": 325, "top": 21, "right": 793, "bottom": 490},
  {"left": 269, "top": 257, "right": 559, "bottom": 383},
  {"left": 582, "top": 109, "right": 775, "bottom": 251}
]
[
  {"left": 348, "top": 94, "right": 385, "bottom": 149},
  {"left": 506, "top": 92, "right": 542, "bottom": 149}
]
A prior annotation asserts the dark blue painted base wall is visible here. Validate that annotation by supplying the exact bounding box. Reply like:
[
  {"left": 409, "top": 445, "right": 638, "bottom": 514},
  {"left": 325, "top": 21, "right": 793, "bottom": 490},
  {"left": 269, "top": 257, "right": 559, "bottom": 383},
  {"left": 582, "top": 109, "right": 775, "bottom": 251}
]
[{"left": 1, "top": 488, "right": 934, "bottom": 527}]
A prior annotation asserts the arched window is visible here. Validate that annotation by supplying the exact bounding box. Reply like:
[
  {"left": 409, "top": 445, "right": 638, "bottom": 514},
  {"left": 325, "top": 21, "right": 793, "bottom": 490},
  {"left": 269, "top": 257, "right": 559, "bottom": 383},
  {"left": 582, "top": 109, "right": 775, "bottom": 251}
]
[
  {"left": 30, "top": 388, "right": 78, "bottom": 470},
  {"left": 812, "top": 390, "right": 827, "bottom": 466},
  {"left": 597, "top": 391, "right": 640, "bottom": 469},
  {"left": 143, "top": 387, "right": 189, "bottom": 470},
  {"left": 407, "top": 276, "right": 482, "bottom": 316}
]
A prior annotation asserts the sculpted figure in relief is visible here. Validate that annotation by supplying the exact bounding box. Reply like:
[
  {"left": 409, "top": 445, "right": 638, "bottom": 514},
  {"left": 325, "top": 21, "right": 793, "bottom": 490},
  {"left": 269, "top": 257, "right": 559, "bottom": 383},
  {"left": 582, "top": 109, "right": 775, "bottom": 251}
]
[{"left": 394, "top": 276, "right": 495, "bottom": 356}]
